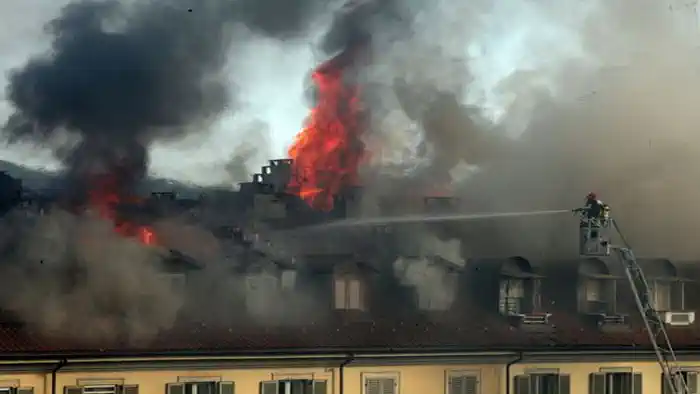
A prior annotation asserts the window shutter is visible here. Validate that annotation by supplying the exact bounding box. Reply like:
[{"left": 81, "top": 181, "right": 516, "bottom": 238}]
[
  {"left": 348, "top": 279, "right": 361, "bottom": 310},
  {"left": 558, "top": 375, "right": 571, "bottom": 394},
  {"left": 514, "top": 375, "right": 530, "bottom": 394},
  {"left": 334, "top": 279, "right": 346, "bottom": 309},
  {"left": 671, "top": 281, "right": 684, "bottom": 311},
  {"left": 121, "top": 386, "right": 138, "bottom": 394},
  {"left": 633, "top": 373, "right": 643, "bottom": 394},
  {"left": 448, "top": 376, "right": 464, "bottom": 394},
  {"left": 365, "top": 378, "right": 395, "bottom": 394},
  {"left": 687, "top": 372, "right": 698, "bottom": 394},
  {"left": 260, "top": 381, "right": 277, "bottom": 394},
  {"left": 166, "top": 383, "right": 184, "bottom": 394},
  {"left": 464, "top": 376, "right": 477, "bottom": 394},
  {"left": 589, "top": 373, "right": 606, "bottom": 394},
  {"left": 17, "top": 388, "right": 34, "bottom": 394},
  {"left": 381, "top": 378, "right": 396, "bottom": 394},
  {"left": 312, "top": 380, "right": 328, "bottom": 394},
  {"left": 64, "top": 387, "right": 83, "bottom": 394},
  {"left": 219, "top": 382, "right": 234, "bottom": 394},
  {"left": 366, "top": 379, "right": 381, "bottom": 394}
]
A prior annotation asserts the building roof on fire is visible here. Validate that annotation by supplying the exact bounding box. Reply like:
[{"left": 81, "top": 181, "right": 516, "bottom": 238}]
[{"left": 2, "top": 256, "right": 700, "bottom": 358}]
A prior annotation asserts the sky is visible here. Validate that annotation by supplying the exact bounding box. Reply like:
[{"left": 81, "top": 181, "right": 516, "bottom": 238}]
[{"left": 2, "top": 0, "right": 698, "bottom": 187}]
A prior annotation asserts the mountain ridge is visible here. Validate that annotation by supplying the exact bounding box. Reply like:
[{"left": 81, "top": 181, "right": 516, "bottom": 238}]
[{"left": 0, "top": 159, "right": 209, "bottom": 197}]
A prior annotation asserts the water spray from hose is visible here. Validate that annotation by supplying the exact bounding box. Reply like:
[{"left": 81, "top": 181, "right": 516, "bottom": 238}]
[{"left": 308, "top": 209, "right": 571, "bottom": 230}]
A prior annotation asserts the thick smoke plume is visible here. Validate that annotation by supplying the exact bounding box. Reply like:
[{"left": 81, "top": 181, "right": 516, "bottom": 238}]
[
  {"left": 0, "top": 0, "right": 335, "bottom": 343},
  {"left": 354, "top": 0, "right": 700, "bottom": 259}
]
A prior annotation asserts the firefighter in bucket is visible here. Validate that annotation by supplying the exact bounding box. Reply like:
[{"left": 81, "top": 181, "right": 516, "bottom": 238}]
[{"left": 573, "top": 192, "right": 611, "bottom": 242}]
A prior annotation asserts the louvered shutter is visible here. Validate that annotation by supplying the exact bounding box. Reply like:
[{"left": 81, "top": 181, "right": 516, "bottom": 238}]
[
  {"left": 558, "top": 375, "right": 570, "bottom": 394},
  {"left": 463, "top": 376, "right": 477, "bottom": 394},
  {"left": 448, "top": 375, "right": 464, "bottom": 394},
  {"left": 632, "top": 373, "right": 642, "bottom": 394},
  {"left": 121, "top": 386, "right": 138, "bottom": 394},
  {"left": 218, "top": 382, "right": 234, "bottom": 394},
  {"left": 16, "top": 388, "right": 34, "bottom": 394},
  {"left": 64, "top": 387, "right": 82, "bottom": 394},
  {"left": 688, "top": 372, "right": 698, "bottom": 394},
  {"left": 260, "top": 381, "right": 277, "bottom": 394},
  {"left": 365, "top": 378, "right": 395, "bottom": 394},
  {"left": 589, "top": 373, "right": 605, "bottom": 394},
  {"left": 166, "top": 383, "right": 184, "bottom": 394},
  {"left": 448, "top": 376, "right": 477, "bottom": 394},
  {"left": 514, "top": 375, "right": 530, "bottom": 394},
  {"left": 312, "top": 380, "right": 328, "bottom": 394}
]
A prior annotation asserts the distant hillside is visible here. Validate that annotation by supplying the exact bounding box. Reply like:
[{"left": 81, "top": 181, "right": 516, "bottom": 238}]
[{"left": 0, "top": 160, "right": 206, "bottom": 197}]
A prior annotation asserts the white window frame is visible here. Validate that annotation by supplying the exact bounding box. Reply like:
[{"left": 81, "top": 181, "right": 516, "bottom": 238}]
[
  {"left": 334, "top": 276, "right": 364, "bottom": 311},
  {"left": 445, "top": 370, "right": 480, "bottom": 394},
  {"left": 362, "top": 373, "right": 399, "bottom": 394}
]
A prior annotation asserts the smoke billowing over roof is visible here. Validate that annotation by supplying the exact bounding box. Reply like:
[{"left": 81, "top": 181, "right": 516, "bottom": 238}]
[{"left": 1, "top": 0, "right": 700, "bottom": 347}]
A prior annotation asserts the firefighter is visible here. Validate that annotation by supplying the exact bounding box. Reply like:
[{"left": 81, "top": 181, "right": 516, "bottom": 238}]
[
  {"left": 573, "top": 192, "right": 607, "bottom": 223},
  {"left": 573, "top": 192, "right": 610, "bottom": 243}
]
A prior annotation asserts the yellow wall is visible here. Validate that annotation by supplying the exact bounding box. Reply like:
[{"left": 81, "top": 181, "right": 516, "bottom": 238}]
[{"left": 0, "top": 359, "right": 697, "bottom": 394}]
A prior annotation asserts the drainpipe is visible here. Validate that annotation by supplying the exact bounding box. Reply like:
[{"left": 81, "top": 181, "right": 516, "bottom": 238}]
[
  {"left": 52, "top": 359, "right": 68, "bottom": 394},
  {"left": 504, "top": 353, "right": 524, "bottom": 394},
  {"left": 338, "top": 354, "right": 355, "bottom": 394}
]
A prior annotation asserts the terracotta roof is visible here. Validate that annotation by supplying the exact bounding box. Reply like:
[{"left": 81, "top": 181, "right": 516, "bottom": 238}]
[{"left": 1, "top": 256, "right": 700, "bottom": 357}]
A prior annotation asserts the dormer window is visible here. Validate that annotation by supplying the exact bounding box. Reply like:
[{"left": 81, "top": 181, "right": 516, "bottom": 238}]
[
  {"left": 578, "top": 258, "right": 619, "bottom": 316},
  {"left": 499, "top": 279, "right": 525, "bottom": 315},
  {"left": 334, "top": 275, "right": 365, "bottom": 311},
  {"left": 640, "top": 259, "right": 687, "bottom": 312},
  {"left": 497, "top": 257, "right": 543, "bottom": 316}
]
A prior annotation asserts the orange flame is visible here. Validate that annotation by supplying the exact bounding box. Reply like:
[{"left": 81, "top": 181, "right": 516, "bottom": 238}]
[
  {"left": 87, "top": 174, "right": 158, "bottom": 246},
  {"left": 287, "top": 50, "right": 365, "bottom": 211}
]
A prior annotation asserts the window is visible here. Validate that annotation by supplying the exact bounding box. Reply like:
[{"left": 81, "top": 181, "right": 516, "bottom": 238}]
[
  {"left": 662, "top": 371, "right": 698, "bottom": 394},
  {"left": 589, "top": 372, "right": 641, "bottom": 394},
  {"left": 259, "top": 380, "right": 327, "bottom": 394},
  {"left": 651, "top": 281, "right": 672, "bottom": 311},
  {"left": 280, "top": 270, "right": 297, "bottom": 290},
  {"left": 585, "top": 279, "right": 602, "bottom": 301},
  {"left": 499, "top": 279, "right": 524, "bottom": 315},
  {"left": 447, "top": 374, "right": 478, "bottom": 394},
  {"left": 166, "top": 382, "right": 234, "bottom": 394},
  {"left": 65, "top": 386, "right": 136, "bottom": 394},
  {"left": 0, "top": 389, "right": 33, "bottom": 394},
  {"left": 334, "top": 276, "right": 364, "bottom": 310},
  {"left": 514, "top": 374, "right": 570, "bottom": 394},
  {"left": 364, "top": 376, "right": 397, "bottom": 394}
]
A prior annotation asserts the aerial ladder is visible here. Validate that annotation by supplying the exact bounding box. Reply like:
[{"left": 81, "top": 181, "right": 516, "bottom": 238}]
[{"left": 576, "top": 208, "right": 690, "bottom": 394}]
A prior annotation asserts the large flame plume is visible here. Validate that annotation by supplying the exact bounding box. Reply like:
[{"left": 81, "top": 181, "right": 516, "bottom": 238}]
[{"left": 287, "top": 49, "right": 366, "bottom": 211}]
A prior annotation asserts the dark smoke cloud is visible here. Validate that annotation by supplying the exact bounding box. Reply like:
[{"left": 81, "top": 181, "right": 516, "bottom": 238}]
[
  {"left": 0, "top": 0, "right": 355, "bottom": 343},
  {"left": 3, "top": 0, "right": 234, "bottom": 186}
]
